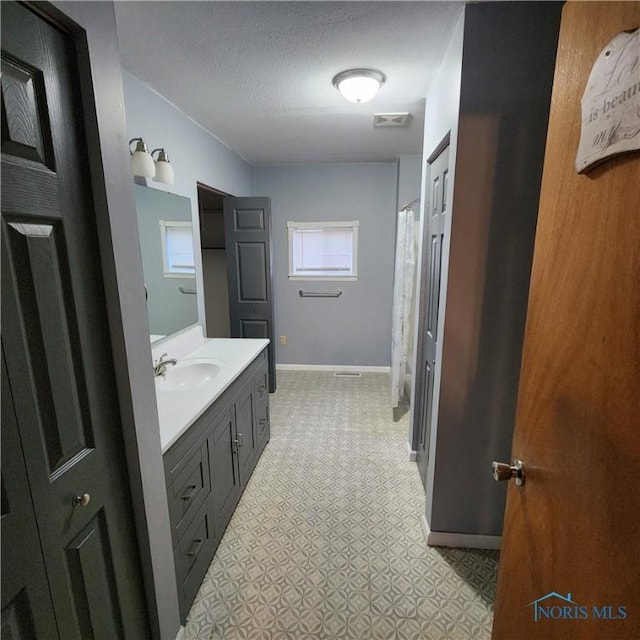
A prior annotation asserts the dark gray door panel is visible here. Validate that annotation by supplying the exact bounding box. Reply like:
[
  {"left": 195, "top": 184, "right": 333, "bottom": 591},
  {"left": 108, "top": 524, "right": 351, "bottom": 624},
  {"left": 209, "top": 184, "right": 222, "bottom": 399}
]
[
  {"left": 1, "top": 3, "right": 149, "bottom": 637},
  {"left": 224, "top": 197, "right": 276, "bottom": 392}
]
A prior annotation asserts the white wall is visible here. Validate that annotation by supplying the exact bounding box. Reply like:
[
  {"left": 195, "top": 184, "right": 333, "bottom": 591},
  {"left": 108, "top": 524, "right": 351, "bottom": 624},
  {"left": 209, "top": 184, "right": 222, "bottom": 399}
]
[
  {"left": 254, "top": 163, "right": 398, "bottom": 367},
  {"left": 121, "top": 71, "right": 254, "bottom": 328}
]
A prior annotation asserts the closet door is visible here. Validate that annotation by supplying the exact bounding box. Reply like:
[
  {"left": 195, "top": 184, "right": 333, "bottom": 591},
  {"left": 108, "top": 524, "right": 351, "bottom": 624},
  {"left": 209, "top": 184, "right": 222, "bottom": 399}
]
[
  {"left": 224, "top": 196, "right": 276, "bottom": 392},
  {"left": 1, "top": 3, "right": 149, "bottom": 637},
  {"left": 1, "top": 354, "right": 59, "bottom": 640},
  {"left": 416, "top": 143, "right": 449, "bottom": 488}
]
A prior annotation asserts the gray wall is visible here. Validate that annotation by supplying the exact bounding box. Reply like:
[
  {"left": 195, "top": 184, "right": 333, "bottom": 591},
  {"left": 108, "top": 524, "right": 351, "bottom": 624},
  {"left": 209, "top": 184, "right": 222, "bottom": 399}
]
[
  {"left": 134, "top": 185, "right": 198, "bottom": 337},
  {"left": 409, "top": 11, "right": 465, "bottom": 453},
  {"left": 397, "top": 154, "right": 423, "bottom": 214},
  {"left": 254, "top": 163, "right": 397, "bottom": 367},
  {"left": 121, "top": 71, "right": 255, "bottom": 332},
  {"left": 426, "top": 2, "right": 562, "bottom": 536}
]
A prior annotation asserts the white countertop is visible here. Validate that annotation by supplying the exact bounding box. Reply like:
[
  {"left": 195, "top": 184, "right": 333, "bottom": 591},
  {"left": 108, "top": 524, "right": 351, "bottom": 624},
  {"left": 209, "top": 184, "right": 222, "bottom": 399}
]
[{"left": 156, "top": 337, "right": 269, "bottom": 453}]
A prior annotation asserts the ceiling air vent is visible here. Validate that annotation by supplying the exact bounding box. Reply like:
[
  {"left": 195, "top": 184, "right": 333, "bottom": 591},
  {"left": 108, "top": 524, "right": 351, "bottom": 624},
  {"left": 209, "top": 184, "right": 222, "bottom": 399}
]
[{"left": 373, "top": 112, "right": 411, "bottom": 128}]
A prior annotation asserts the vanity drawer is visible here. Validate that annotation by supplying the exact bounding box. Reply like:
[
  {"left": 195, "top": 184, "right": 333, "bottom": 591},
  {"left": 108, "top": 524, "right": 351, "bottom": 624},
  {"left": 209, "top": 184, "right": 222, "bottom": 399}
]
[
  {"left": 167, "top": 440, "right": 210, "bottom": 546},
  {"left": 174, "top": 498, "right": 217, "bottom": 622}
]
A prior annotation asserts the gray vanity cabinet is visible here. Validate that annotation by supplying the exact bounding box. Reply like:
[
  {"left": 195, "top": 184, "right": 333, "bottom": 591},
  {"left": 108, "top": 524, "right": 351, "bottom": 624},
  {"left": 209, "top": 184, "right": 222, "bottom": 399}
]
[{"left": 163, "top": 348, "right": 270, "bottom": 622}]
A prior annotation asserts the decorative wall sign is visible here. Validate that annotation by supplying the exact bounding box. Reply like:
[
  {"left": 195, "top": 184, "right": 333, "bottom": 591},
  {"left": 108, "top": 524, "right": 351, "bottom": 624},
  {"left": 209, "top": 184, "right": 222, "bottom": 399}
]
[{"left": 576, "top": 27, "right": 639, "bottom": 173}]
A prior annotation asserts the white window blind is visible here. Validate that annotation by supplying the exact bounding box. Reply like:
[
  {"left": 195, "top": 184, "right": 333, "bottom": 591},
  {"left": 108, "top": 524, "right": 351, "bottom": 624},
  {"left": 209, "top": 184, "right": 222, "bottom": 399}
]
[
  {"left": 159, "top": 221, "right": 195, "bottom": 278},
  {"left": 287, "top": 221, "right": 359, "bottom": 280}
]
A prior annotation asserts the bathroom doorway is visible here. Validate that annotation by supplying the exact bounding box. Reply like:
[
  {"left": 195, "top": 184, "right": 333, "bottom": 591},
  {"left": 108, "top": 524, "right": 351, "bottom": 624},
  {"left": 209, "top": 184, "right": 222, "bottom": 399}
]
[
  {"left": 198, "top": 182, "right": 231, "bottom": 338},
  {"left": 198, "top": 183, "right": 277, "bottom": 391}
]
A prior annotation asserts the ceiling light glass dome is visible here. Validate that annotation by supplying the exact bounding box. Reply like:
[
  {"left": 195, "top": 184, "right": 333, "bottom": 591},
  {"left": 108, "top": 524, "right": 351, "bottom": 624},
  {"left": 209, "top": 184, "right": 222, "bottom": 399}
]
[{"left": 333, "top": 69, "right": 386, "bottom": 104}]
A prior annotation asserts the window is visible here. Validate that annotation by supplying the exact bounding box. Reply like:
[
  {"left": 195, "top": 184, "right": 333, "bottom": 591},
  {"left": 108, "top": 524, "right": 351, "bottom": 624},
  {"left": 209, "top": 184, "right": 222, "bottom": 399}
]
[
  {"left": 159, "top": 220, "right": 195, "bottom": 278},
  {"left": 287, "top": 221, "right": 359, "bottom": 280}
]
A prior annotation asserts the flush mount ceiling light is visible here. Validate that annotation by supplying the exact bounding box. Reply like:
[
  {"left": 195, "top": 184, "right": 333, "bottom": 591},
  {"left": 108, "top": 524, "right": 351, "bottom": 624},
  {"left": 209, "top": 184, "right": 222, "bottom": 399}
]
[{"left": 332, "top": 69, "right": 386, "bottom": 104}]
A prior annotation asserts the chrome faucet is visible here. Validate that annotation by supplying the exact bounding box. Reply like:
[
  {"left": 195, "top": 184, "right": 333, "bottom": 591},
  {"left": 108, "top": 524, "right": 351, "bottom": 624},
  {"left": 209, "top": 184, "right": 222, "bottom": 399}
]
[{"left": 153, "top": 353, "right": 177, "bottom": 377}]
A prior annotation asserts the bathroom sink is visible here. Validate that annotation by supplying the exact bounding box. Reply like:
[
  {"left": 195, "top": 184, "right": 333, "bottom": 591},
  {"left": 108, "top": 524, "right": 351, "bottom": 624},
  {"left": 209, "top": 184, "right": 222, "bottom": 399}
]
[{"left": 155, "top": 361, "right": 221, "bottom": 391}]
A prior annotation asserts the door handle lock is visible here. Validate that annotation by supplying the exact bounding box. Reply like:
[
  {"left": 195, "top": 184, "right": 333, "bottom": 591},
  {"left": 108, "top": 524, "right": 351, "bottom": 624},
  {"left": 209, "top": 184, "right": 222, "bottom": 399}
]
[
  {"left": 492, "top": 460, "right": 524, "bottom": 486},
  {"left": 73, "top": 493, "right": 91, "bottom": 507}
]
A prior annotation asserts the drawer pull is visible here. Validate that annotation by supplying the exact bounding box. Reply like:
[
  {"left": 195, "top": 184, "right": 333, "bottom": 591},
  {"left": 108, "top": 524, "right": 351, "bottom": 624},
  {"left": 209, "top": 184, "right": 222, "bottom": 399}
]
[
  {"left": 181, "top": 485, "right": 198, "bottom": 501},
  {"left": 259, "top": 418, "right": 267, "bottom": 426},
  {"left": 186, "top": 538, "right": 204, "bottom": 557}
]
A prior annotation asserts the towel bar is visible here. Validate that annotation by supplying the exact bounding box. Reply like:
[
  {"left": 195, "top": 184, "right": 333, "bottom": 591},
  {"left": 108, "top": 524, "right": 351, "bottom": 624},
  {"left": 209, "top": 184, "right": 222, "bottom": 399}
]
[{"left": 299, "top": 290, "right": 342, "bottom": 298}]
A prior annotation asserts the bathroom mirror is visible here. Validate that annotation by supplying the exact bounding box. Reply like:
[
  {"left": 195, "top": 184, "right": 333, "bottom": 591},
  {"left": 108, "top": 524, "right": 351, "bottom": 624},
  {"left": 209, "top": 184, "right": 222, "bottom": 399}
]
[{"left": 134, "top": 185, "right": 198, "bottom": 342}]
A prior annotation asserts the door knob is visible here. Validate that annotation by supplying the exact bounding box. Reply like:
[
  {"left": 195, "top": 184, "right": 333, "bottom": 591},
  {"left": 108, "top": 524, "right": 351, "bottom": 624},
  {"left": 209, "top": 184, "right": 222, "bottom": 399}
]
[
  {"left": 492, "top": 460, "right": 524, "bottom": 486},
  {"left": 73, "top": 493, "right": 91, "bottom": 507}
]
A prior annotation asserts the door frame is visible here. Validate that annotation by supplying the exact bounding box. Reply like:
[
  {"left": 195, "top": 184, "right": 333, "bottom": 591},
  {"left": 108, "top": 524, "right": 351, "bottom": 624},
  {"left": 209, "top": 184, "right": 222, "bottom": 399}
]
[
  {"left": 410, "top": 131, "right": 450, "bottom": 463},
  {"left": 36, "top": 2, "right": 180, "bottom": 638},
  {"left": 197, "top": 181, "right": 231, "bottom": 338}
]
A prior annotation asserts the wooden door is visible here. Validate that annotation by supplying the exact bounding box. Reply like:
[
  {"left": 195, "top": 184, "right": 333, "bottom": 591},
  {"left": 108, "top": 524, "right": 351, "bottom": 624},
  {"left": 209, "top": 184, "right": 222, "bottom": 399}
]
[
  {"left": 224, "top": 196, "right": 276, "bottom": 392},
  {"left": 1, "top": 3, "right": 149, "bottom": 637},
  {"left": 493, "top": 3, "right": 639, "bottom": 638},
  {"left": 416, "top": 143, "right": 449, "bottom": 488}
]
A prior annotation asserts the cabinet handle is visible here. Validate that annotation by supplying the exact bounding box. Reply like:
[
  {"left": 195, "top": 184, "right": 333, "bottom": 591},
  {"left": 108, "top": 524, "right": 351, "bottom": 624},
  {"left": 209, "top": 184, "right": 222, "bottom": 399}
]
[
  {"left": 259, "top": 418, "right": 267, "bottom": 426},
  {"left": 181, "top": 485, "right": 198, "bottom": 501},
  {"left": 258, "top": 385, "right": 266, "bottom": 394},
  {"left": 186, "top": 538, "right": 204, "bottom": 557},
  {"left": 237, "top": 433, "right": 244, "bottom": 447}
]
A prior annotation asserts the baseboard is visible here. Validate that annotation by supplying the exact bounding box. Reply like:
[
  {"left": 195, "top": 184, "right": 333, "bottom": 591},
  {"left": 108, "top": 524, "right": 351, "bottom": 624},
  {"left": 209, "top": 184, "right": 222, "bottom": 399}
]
[
  {"left": 407, "top": 441, "right": 417, "bottom": 461},
  {"left": 175, "top": 626, "right": 185, "bottom": 640},
  {"left": 421, "top": 514, "right": 502, "bottom": 550},
  {"left": 276, "top": 363, "right": 390, "bottom": 373}
]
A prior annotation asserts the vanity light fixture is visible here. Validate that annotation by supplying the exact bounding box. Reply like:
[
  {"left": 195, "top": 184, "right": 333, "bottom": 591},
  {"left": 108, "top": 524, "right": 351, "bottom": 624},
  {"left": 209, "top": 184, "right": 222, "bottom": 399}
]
[
  {"left": 151, "top": 148, "right": 175, "bottom": 185},
  {"left": 332, "top": 69, "right": 386, "bottom": 104},
  {"left": 129, "top": 138, "right": 175, "bottom": 184}
]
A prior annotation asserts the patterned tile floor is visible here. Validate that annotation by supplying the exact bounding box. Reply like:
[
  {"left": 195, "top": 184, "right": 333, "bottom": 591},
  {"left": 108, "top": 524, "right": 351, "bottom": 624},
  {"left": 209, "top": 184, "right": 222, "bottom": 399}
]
[{"left": 185, "top": 371, "right": 499, "bottom": 640}]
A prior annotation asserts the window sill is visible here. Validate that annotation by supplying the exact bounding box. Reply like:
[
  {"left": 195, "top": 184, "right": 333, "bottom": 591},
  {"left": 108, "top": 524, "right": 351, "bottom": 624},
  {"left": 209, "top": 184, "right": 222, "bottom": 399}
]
[{"left": 288, "top": 275, "right": 357, "bottom": 282}]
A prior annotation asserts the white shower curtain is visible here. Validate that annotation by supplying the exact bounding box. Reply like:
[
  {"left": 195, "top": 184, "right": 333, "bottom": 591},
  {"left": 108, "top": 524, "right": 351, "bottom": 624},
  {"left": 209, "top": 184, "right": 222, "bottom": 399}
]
[{"left": 391, "top": 208, "right": 417, "bottom": 408}]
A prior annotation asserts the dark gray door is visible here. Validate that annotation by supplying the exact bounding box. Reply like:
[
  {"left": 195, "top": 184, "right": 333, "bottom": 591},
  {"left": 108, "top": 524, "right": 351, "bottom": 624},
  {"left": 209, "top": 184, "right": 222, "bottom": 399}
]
[
  {"left": 1, "top": 354, "right": 59, "bottom": 640},
  {"left": 416, "top": 144, "right": 449, "bottom": 488},
  {"left": 1, "top": 3, "right": 149, "bottom": 637},
  {"left": 223, "top": 197, "right": 276, "bottom": 392}
]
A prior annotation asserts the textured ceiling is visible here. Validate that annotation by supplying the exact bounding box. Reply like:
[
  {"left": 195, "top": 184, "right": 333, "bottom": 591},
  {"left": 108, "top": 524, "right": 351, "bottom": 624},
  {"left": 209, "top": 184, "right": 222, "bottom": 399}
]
[{"left": 114, "top": 1, "right": 463, "bottom": 165}]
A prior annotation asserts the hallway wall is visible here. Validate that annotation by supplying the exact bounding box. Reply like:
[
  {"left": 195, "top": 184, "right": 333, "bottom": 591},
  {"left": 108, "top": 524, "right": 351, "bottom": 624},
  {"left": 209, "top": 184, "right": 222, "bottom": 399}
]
[
  {"left": 424, "top": 2, "right": 562, "bottom": 538},
  {"left": 254, "top": 163, "right": 397, "bottom": 367}
]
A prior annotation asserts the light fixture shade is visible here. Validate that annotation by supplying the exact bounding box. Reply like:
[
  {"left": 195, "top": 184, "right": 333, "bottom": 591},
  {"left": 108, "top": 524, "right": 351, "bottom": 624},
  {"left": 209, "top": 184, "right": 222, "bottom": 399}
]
[
  {"left": 333, "top": 69, "right": 385, "bottom": 103},
  {"left": 154, "top": 160, "right": 175, "bottom": 185},
  {"left": 130, "top": 138, "right": 156, "bottom": 178},
  {"left": 151, "top": 149, "right": 175, "bottom": 185}
]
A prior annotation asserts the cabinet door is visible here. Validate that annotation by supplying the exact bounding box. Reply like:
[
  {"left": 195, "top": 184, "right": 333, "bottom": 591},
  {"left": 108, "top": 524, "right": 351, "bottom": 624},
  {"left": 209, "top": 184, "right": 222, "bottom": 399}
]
[
  {"left": 209, "top": 407, "right": 241, "bottom": 535},
  {"left": 235, "top": 381, "right": 257, "bottom": 484},
  {"left": 254, "top": 364, "right": 270, "bottom": 448}
]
